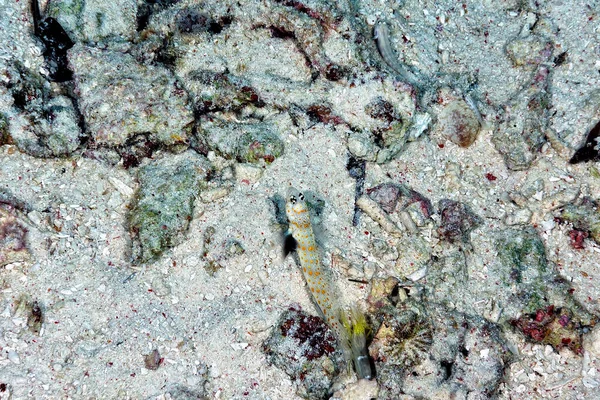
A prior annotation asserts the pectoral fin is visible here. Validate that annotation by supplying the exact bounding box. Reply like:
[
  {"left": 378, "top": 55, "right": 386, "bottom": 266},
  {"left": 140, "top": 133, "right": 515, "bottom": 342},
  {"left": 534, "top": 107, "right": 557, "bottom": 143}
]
[{"left": 283, "top": 232, "right": 297, "bottom": 258}]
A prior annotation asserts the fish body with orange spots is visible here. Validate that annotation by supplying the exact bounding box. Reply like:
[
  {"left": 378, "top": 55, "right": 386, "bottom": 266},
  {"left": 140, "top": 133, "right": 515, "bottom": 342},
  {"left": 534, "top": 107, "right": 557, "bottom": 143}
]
[
  {"left": 285, "top": 188, "right": 346, "bottom": 341},
  {"left": 285, "top": 187, "right": 373, "bottom": 379}
]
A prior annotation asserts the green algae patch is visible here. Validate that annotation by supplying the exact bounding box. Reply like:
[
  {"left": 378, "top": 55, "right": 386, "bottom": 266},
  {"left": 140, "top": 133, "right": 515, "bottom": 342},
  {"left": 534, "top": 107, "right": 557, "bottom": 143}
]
[
  {"left": 496, "top": 227, "right": 548, "bottom": 285},
  {"left": 128, "top": 151, "right": 210, "bottom": 264}
]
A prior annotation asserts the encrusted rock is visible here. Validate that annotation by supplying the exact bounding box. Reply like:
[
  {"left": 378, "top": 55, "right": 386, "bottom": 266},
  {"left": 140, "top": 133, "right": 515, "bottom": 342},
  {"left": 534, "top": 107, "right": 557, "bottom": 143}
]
[
  {"left": 559, "top": 197, "right": 600, "bottom": 245},
  {"left": 128, "top": 151, "right": 210, "bottom": 264},
  {"left": 4, "top": 63, "right": 82, "bottom": 157},
  {"left": 371, "top": 298, "right": 510, "bottom": 400},
  {"left": 197, "top": 118, "right": 284, "bottom": 164},
  {"left": 47, "top": 0, "right": 137, "bottom": 42},
  {"left": 263, "top": 308, "right": 340, "bottom": 399},
  {"left": 182, "top": 70, "right": 264, "bottom": 114},
  {"left": 69, "top": 44, "right": 194, "bottom": 148},
  {"left": 492, "top": 65, "right": 551, "bottom": 170}
]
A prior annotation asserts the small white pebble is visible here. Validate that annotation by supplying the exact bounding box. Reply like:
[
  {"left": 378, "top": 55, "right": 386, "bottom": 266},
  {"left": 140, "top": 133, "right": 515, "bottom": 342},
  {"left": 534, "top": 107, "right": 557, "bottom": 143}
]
[
  {"left": 8, "top": 350, "right": 20, "bottom": 364},
  {"left": 244, "top": 265, "right": 253, "bottom": 273},
  {"left": 53, "top": 363, "right": 63, "bottom": 371},
  {"left": 204, "top": 293, "right": 215, "bottom": 301},
  {"left": 257, "top": 270, "right": 269, "bottom": 285},
  {"left": 210, "top": 366, "right": 221, "bottom": 378}
]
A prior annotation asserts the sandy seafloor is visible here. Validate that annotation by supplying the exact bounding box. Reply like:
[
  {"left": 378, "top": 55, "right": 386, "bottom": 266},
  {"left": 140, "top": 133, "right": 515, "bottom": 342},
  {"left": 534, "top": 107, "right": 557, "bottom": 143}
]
[{"left": 1, "top": 0, "right": 600, "bottom": 399}]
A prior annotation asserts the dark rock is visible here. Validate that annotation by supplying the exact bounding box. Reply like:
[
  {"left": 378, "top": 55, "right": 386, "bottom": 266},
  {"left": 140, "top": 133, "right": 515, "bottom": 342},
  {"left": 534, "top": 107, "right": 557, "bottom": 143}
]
[
  {"left": 437, "top": 199, "right": 481, "bottom": 244},
  {"left": 263, "top": 308, "right": 340, "bottom": 399}
]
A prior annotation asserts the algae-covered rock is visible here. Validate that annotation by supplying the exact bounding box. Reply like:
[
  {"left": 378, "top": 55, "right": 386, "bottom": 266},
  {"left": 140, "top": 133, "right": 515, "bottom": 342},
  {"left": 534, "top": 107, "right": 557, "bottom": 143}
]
[
  {"left": 197, "top": 118, "right": 284, "bottom": 164},
  {"left": 128, "top": 151, "right": 210, "bottom": 264},
  {"left": 492, "top": 65, "right": 551, "bottom": 170},
  {"left": 505, "top": 35, "right": 553, "bottom": 67},
  {"left": 511, "top": 305, "right": 586, "bottom": 355},
  {"left": 263, "top": 308, "right": 340, "bottom": 399},
  {"left": 560, "top": 198, "right": 600, "bottom": 244},
  {"left": 69, "top": 44, "right": 194, "bottom": 148}
]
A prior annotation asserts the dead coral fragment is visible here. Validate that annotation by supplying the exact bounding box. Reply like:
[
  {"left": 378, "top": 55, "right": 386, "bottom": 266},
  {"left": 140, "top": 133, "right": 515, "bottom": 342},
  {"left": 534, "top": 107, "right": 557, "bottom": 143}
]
[
  {"left": 511, "top": 305, "right": 585, "bottom": 355},
  {"left": 356, "top": 195, "right": 403, "bottom": 238},
  {"left": 0, "top": 206, "right": 31, "bottom": 267},
  {"left": 369, "top": 309, "right": 433, "bottom": 368}
]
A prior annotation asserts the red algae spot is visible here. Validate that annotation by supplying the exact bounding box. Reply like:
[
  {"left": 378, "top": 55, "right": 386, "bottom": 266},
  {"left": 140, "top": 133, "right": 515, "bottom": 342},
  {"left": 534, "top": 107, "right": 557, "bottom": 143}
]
[
  {"left": 485, "top": 172, "right": 497, "bottom": 181},
  {"left": 569, "top": 229, "right": 589, "bottom": 250}
]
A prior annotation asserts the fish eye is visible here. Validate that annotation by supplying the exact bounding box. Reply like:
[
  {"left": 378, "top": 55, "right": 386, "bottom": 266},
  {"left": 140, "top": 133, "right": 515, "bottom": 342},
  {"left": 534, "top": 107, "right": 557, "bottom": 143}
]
[
  {"left": 299, "top": 193, "right": 305, "bottom": 201},
  {"left": 290, "top": 195, "right": 296, "bottom": 204}
]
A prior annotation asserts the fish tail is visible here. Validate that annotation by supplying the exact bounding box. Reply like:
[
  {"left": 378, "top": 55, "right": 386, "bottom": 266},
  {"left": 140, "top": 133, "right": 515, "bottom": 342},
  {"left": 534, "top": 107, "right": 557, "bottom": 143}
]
[{"left": 340, "top": 307, "right": 374, "bottom": 380}]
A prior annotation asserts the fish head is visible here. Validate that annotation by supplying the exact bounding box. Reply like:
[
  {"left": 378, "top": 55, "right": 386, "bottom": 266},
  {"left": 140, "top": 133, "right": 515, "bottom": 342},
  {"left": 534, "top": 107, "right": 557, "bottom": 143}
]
[{"left": 285, "top": 187, "right": 310, "bottom": 224}]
